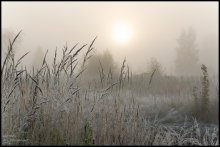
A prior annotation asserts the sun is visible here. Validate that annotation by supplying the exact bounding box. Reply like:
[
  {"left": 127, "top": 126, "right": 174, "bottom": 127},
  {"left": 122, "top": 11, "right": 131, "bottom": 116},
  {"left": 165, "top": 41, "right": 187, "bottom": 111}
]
[{"left": 113, "top": 22, "right": 133, "bottom": 44}]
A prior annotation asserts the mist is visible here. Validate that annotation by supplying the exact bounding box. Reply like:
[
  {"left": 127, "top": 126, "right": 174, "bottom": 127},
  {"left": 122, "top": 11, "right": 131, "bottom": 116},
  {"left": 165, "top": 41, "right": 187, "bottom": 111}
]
[
  {"left": 2, "top": 2, "right": 219, "bottom": 146},
  {"left": 2, "top": 2, "right": 218, "bottom": 75}
]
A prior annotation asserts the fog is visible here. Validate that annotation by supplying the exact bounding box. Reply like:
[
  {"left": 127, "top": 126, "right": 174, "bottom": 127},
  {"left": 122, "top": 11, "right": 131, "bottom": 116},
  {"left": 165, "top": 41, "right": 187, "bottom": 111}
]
[
  {"left": 2, "top": 2, "right": 219, "bottom": 145},
  {"left": 2, "top": 2, "right": 218, "bottom": 75}
]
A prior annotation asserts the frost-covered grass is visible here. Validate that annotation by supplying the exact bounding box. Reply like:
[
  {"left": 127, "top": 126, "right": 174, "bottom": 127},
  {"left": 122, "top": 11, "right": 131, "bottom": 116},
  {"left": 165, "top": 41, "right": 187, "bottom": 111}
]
[{"left": 1, "top": 32, "right": 219, "bottom": 145}]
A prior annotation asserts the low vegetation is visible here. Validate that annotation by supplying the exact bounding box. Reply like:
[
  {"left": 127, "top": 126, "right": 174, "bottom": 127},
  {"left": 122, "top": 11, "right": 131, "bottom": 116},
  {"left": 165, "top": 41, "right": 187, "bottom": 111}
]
[{"left": 1, "top": 31, "right": 219, "bottom": 145}]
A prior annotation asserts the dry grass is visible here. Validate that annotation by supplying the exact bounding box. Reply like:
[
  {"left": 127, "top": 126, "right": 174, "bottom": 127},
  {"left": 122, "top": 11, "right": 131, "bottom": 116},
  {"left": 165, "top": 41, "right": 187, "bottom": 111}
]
[{"left": 1, "top": 31, "right": 219, "bottom": 145}]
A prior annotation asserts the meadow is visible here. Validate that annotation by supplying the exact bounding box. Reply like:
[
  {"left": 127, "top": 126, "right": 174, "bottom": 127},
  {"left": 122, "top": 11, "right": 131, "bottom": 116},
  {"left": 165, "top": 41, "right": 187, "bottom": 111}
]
[{"left": 2, "top": 32, "right": 219, "bottom": 145}]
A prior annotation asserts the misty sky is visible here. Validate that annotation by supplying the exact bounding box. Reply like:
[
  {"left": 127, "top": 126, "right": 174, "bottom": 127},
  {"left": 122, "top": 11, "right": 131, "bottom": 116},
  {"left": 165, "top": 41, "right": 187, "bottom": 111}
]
[{"left": 2, "top": 2, "right": 218, "bottom": 74}]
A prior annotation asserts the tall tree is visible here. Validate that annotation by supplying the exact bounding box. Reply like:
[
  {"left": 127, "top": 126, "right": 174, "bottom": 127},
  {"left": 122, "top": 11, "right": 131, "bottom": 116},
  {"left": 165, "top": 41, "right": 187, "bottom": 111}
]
[{"left": 175, "top": 27, "right": 199, "bottom": 76}]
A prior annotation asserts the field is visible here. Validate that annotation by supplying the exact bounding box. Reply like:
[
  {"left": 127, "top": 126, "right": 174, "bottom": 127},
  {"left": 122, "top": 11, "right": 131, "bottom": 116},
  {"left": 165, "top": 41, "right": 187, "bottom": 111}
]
[{"left": 1, "top": 32, "right": 219, "bottom": 145}]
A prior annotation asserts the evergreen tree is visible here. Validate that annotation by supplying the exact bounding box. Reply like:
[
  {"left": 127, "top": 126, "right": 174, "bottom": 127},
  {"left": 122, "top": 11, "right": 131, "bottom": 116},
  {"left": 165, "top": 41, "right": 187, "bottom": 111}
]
[{"left": 175, "top": 27, "right": 199, "bottom": 76}]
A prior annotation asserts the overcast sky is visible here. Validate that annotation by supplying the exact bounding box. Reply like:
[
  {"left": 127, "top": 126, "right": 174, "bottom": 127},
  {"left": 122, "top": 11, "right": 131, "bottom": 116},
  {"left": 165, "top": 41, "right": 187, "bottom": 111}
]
[{"left": 2, "top": 2, "right": 218, "bottom": 74}]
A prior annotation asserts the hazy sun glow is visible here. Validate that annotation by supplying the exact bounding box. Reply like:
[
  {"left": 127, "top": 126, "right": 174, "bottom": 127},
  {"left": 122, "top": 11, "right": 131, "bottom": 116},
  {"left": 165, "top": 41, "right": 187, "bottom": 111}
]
[{"left": 113, "top": 22, "right": 132, "bottom": 44}]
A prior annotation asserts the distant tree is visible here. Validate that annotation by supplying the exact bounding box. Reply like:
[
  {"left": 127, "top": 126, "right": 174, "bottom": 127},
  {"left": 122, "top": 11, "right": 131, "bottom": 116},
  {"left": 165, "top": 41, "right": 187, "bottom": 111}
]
[
  {"left": 147, "top": 57, "right": 163, "bottom": 76},
  {"left": 100, "top": 49, "right": 117, "bottom": 74},
  {"left": 85, "top": 49, "right": 117, "bottom": 78},
  {"left": 2, "top": 30, "right": 13, "bottom": 54},
  {"left": 175, "top": 27, "right": 199, "bottom": 76},
  {"left": 2, "top": 29, "right": 22, "bottom": 62},
  {"left": 32, "top": 47, "right": 44, "bottom": 71}
]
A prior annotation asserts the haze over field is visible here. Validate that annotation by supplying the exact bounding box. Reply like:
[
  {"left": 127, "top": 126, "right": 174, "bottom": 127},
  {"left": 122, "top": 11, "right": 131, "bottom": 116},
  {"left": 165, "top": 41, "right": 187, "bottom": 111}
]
[
  {"left": 1, "top": 2, "right": 219, "bottom": 146},
  {"left": 2, "top": 2, "right": 218, "bottom": 74}
]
